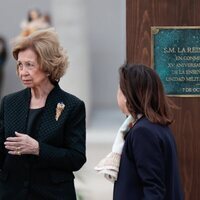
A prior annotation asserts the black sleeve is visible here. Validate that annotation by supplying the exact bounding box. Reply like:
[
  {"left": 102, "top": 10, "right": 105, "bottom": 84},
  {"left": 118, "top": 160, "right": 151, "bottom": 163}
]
[{"left": 0, "top": 97, "right": 6, "bottom": 169}]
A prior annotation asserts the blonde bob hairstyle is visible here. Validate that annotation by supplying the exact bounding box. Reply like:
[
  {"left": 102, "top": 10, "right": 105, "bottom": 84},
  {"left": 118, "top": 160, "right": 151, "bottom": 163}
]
[{"left": 12, "top": 28, "right": 68, "bottom": 83}]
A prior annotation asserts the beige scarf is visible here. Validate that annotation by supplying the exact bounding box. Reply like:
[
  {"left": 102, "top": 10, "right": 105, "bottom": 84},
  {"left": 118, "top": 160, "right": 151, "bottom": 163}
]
[{"left": 94, "top": 115, "right": 141, "bottom": 182}]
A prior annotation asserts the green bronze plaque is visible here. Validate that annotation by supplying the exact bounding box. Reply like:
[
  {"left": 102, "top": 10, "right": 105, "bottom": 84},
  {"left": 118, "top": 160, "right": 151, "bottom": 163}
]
[{"left": 151, "top": 26, "right": 200, "bottom": 97}]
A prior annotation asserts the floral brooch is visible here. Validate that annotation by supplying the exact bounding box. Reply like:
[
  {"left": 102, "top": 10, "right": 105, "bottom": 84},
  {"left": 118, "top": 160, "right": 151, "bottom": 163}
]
[{"left": 55, "top": 102, "right": 65, "bottom": 121}]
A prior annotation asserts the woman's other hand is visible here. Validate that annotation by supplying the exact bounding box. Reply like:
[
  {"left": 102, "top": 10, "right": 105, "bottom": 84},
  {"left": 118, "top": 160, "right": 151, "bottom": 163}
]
[{"left": 4, "top": 132, "right": 39, "bottom": 156}]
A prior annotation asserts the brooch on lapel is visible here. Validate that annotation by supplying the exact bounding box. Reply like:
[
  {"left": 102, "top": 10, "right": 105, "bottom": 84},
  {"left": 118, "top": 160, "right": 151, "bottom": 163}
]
[{"left": 55, "top": 102, "right": 65, "bottom": 121}]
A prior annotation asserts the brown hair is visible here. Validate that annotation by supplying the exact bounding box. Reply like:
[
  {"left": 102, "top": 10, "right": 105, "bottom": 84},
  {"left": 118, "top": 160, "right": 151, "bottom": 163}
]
[
  {"left": 119, "top": 63, "right": 176, "bottom": 125},
  {"left": 12, "top": 28, "right": 68, "bottom": 84}
]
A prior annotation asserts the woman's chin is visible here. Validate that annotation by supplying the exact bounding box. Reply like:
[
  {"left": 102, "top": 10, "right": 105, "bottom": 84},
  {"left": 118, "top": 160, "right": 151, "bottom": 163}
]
[{"left": 23, "top": 82, "right": 33, "bottom": 87}]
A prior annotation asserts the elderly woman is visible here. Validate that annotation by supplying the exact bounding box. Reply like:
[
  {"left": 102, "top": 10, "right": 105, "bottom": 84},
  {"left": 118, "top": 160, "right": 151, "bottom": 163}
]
[{"left": 0, "top": 29, "right": 86, "bottom": 200}]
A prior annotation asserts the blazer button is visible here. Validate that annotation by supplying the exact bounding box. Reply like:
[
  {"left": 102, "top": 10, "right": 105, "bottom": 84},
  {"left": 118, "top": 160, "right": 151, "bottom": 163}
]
[{"left": 23, "top": 180, "right": 29, "bottom": 188}]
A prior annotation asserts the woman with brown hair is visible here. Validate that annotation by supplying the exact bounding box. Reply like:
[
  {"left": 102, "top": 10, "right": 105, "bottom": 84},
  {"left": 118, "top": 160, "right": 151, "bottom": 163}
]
[{"left": 113, "top": 63, "right": 184, "bottom": 199}]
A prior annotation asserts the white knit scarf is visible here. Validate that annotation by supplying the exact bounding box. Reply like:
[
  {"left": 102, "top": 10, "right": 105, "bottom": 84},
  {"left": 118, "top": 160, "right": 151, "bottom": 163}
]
[{"left": 94, "top": 114, "right": 141, "bottom": 182}]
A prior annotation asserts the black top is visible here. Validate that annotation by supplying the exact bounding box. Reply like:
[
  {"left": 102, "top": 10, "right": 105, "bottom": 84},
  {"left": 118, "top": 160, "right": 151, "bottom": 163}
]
[{"left": 27, "top": 107, "right": 44, "bottom": 139}]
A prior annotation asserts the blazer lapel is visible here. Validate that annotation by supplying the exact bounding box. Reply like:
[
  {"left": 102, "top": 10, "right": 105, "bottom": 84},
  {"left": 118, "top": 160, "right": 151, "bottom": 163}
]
[{"left": 37, "top": 85, "right": 68, "bottom": 142}]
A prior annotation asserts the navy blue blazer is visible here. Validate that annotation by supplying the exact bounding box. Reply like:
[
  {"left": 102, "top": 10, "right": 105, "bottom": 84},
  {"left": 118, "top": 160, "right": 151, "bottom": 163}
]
[
  {"left": 0, "top": 84, "right": 86, "bottom": 200},
  {"left": 114, "top": 117, "right": 184, "bottom": 200}
]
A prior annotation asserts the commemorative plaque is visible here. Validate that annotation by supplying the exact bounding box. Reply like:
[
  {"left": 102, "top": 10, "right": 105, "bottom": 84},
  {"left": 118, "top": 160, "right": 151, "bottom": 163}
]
[{"left": 151, "top": 26, "right": 200, "bottom": 97}]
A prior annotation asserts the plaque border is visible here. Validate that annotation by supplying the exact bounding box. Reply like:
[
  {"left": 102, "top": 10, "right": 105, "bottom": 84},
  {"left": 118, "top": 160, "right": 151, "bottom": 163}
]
[{"left": 151, "top": 26, "right": 200, "bottom": 97}]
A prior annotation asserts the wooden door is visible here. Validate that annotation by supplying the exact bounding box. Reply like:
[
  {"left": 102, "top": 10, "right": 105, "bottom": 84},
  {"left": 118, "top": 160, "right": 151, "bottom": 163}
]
[{"left": 126, "top": 1, "right": 200, "bottom": 199}]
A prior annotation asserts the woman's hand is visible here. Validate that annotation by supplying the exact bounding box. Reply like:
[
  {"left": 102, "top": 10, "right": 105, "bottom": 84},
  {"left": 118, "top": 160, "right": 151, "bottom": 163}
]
[{"left": 4, "top": 132, "right": 39, "bottom": 156}]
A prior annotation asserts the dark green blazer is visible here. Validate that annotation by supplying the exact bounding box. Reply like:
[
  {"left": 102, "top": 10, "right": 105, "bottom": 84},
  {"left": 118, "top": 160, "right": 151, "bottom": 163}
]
[{"left": 0, "top": 84, "right": 86, "bottom": 200}]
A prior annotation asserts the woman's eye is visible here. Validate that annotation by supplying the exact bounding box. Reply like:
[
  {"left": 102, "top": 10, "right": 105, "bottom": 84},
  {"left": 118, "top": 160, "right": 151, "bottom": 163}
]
[
  {"left": 17, "top": 63, "right": 23, "bottom": 68},
  {"left": 16, "top": 62, "right": 35, "bottom": 70},
  {"left": 26, "top": 63, "right": 31, "bottom": 67},
  {"left": 26, "top": 62, "right": 35, "bottom": 68}
]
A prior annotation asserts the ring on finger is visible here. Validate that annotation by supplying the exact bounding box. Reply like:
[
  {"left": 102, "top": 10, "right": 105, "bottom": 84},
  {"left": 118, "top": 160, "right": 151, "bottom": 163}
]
[{"left": 16, "top": 150, "right": 21, "bottom": 155}]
